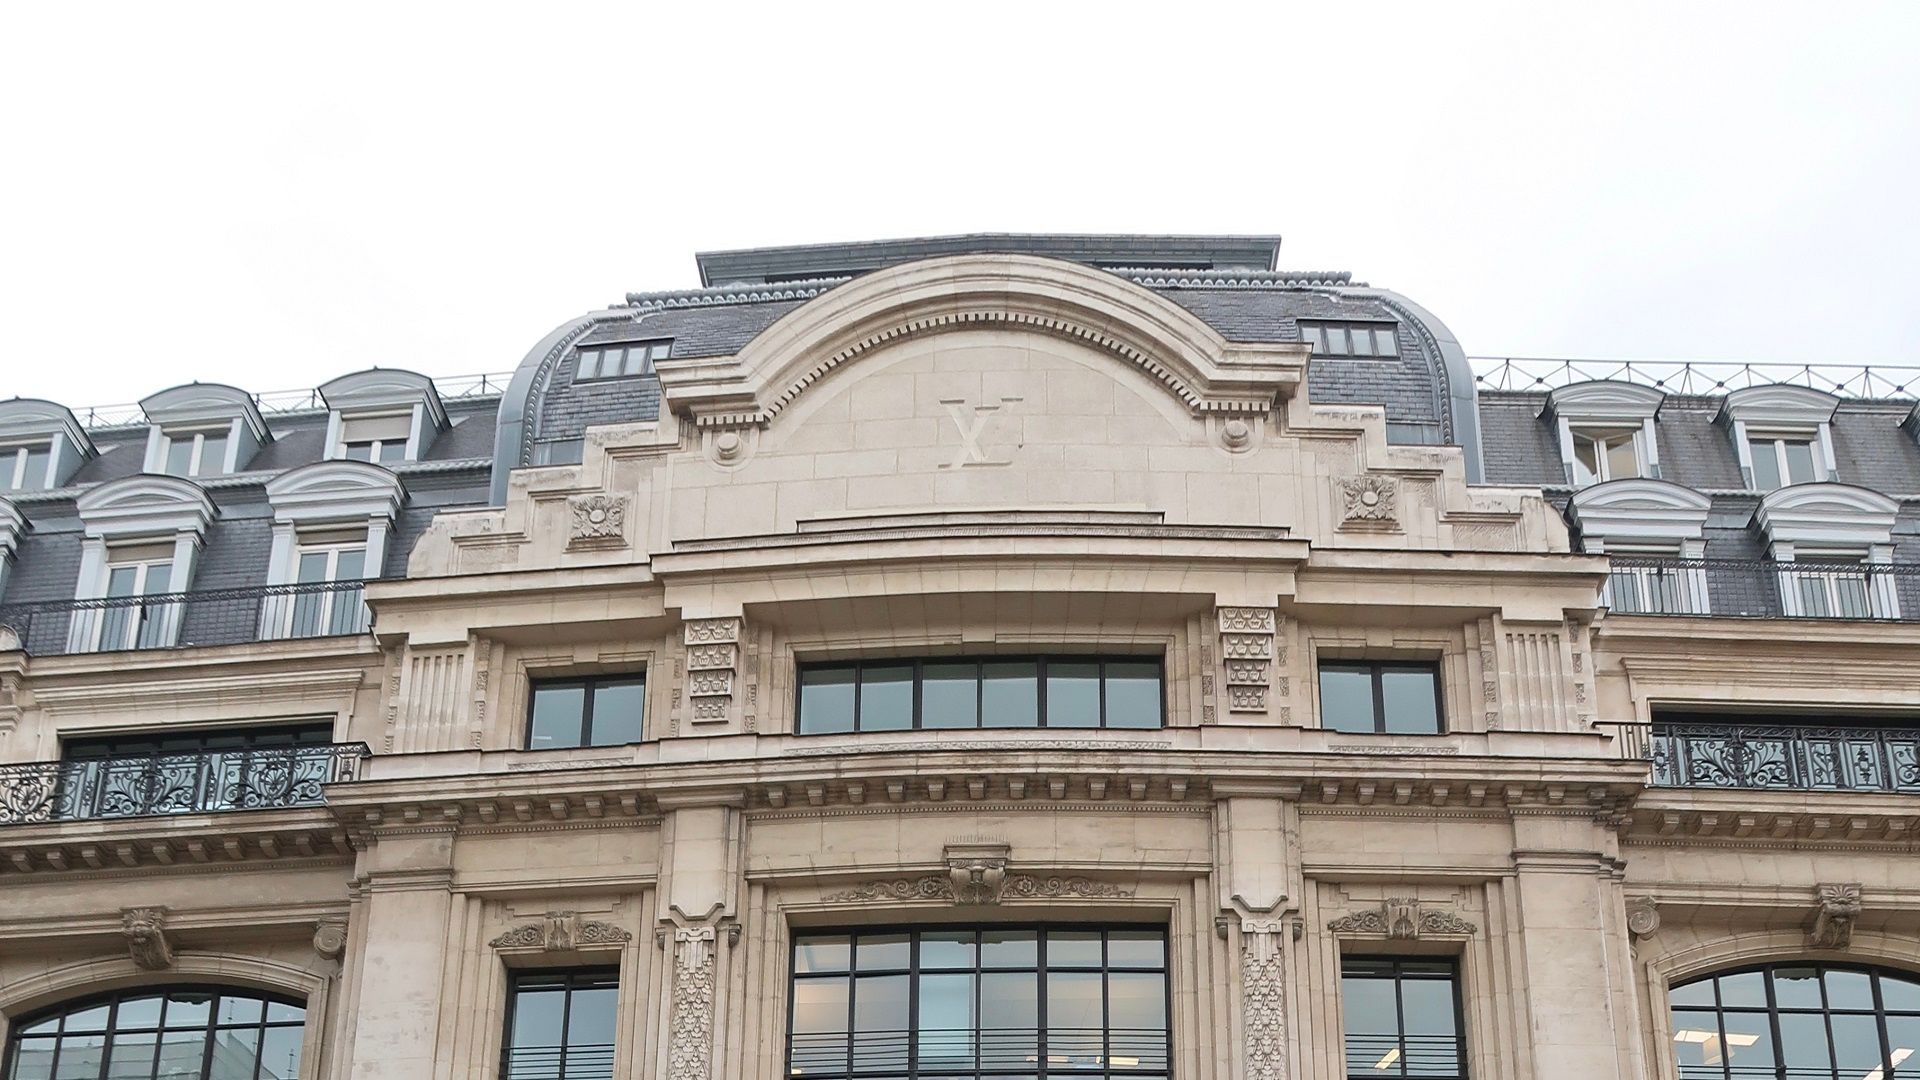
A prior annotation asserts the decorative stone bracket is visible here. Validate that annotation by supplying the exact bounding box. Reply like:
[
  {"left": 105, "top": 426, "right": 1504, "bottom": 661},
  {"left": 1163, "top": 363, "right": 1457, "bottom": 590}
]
[
  {"left": 313, "top": 916, "right": 349, "bottom": 961},
  {"left": 1626, "top": 896, "right": 1661, "bottom": 940},
  {"left": 1327, "top": 898, "right": 1478, "bottom": 938},
  {"left": 489, "top": 911, "right": 634, "bottom": 951},
  {"left": 123, "top": 907, "right": 174, "bottom": 970},
  {"left": 1810, "top": 883, "right": 1862, "bottom": 949},
  {"left": 1218, "top": 606, "right": 1278, "bottom": 714},
  {"left": 822, "top": 843, "right": 1132, "bottom": 904},
  {"left": 683, "top": 617, "right": 742, "bottom": 724}
]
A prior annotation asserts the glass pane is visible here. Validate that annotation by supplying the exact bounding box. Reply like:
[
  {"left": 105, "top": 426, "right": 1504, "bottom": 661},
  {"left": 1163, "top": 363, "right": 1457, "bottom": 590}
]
[
  {"left": 1606, "top": 434, "right": 1641, "bottom": 479},
  {"left": 622, "top": 348, "right": 646, "bottom": 377},
  {"left": 1825, "top": 968, "right": 1875, "bottom": 1011},
  {"left": 53, "top": 1034, "right": 105, "bottom": 1080},
  {"left": 105, "top": 566, "right": 139, "bottom": 598},
  {"left": 917, "top": 973, "right": 975, "bottom": 1071},
  {"left": 566, "top": 986, "right": 618, "bottom": 1060},
  {"left": 142, "top": 563, "right": 171, "bottom": 595},
  {"left": 508, "top": 988, "right": 566, "bottom": 1066},
  {"left": 198, "top": 435, "right": 228, "bottom": 476},
  {"left": 1045, "top": 662, "right": 1101, "bottom": 728},
  {"left": 855, "top": 934, "right": 910, "bottom": 971},
  {"left": 1104, "top": 662, "right": 1162, "bottom": 729},
  {"left": 1341, "top": 972, "right": 1400, "bottom": 1054},
  {"left": 165, "top": 993, "right": 214, "bottom": 1028},
  {"left": 1108, "top": 931, "right": 1166, "bottom": 970},
  {"left": 258, "top": 1025, "right": 303, "bottom": 1079},
  {"left": 922, "top": 663, "right": 978, "bottom": 729},
  {"left": 859, "top": 665, "right": 914, "bottom": 732},
  {"left": 576, "top": 351, "right": 601, "bottom": 379},
  {"left": 1667, "top": 979, "right": 1716, "bottom": 1009},
  {"left": 1715, "top": 1009, "right": 1774, "bottom": 1075},
  {"left": 156, "top": 1028, "right": 209, "bottom": 1079},
  {"left": 1325, "top": 326, "right": 1350, "bottom": 355},
  {"left": 1717, "top": 971, "right": 1767, "bottom": 1009},
  {"left": 981, "top": 662, "right": 1039, "bottom": 728},
  {"left": 979, "top": 972, "right": 1038, "bottom": 1071},
  {"left": 334, "top": 549, "right": 366, "bottom": 581},
  {"left": 1749, "top": 440, "right": 1782, "bottom": 490},
  {"left": 206, "top": 1027, "right": 262, "bottom": 1080},
  {"left": 1883, "top": 973, "right": 1920, "bottom": 1012},
  {"left": 798, "top": 668, "right": 857, "bottom": 734},
  {"left": 794, "top": 936, "right": 851, "bottom": 974},
  {"left": 1772, "top": 966, "right": 1824, "bottom": 1009},
  {"left": 22, "top": 447, "right": 52, "bottom": 489},
  {"left": 296, "top": 551, "right": 329, "bottom": 584},
  {"left": 789, "top": 977, "right": 850, "bottom": 1077},
  {"left": 264, "top": 1003, "right": 302, "bottom": 1025},
  {"left": 118, "top": 997, "right": 164, "bottom": 1029},
  {"left": 1047, "top": 932, "right": 1102, "bottom": 968},
  {"left": 344, "top": 443, "right": 372, "bottom": 463},
  {"left": 1784, "top": 440, "right": 1817, "bottom": 484},
  {"left": 1374, "top": 328, "right": 1398, "bottom": 355},
  {"left": 1381, "top": 667, "right": 1442, "bottom": 734},
  {"left": 589, "top": 680, "right": 646, "bottom": 746},
  {"left": 1108, "top": 970, "right": 1168, "bottom": 1070},
  {"left": 105, "top": 1031, "right": 158, "bottom": 1080},
  {"left": 1776, "top": 1011, "right": 1830, "bottom": 1074},
  {"left": 1573, "top": 435, "right": 1601, "bottom": 485},
  {"left": 529, "top": 684, "right": 587, "bottom": 750},
  {"left": 1047, "top": 971, "right": 1104, "bottom": 1070},
  {"left": 10, "top": 1037, "right": 55, "bottom": 1080},
  {"left": 852, "top": 973, "right": 909, "bottom": 1072},
  {"left": 1831, "top": 1012, "right": 1883, "bottom": 1075},
  {"left": 377, "top": 441, "right": 406, "bottom": 464},
  {"left": 1669, "top": 1008, "right": 1724, "bottom": 1076},
  {"left": 1885, "top": 1015, "right": 1920, "bottom": 1073},
  {"left": 981, "top": 930, "right": 1038, "bottom": 968},
  {"left": 1319, "top": 666, "right": 1377, "bottom": 733},
  {"left": 166, "top": 438, "right": 194, "bottom": 477},
  {"left": 920, "top": 931, "right": 976, "bottom": 970},
  {"left": 1400, "top": 978, "right": 1457, "bottom": 1036},
  {"left": 1301, "top": 326, "right": 1323, "bottom": 353}
]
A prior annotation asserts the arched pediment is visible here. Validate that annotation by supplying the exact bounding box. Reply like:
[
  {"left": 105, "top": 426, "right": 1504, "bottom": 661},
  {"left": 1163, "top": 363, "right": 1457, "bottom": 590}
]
[
  {"left": 75, "top": 474, "right": 215, "bottom": 539},
  {"left": 140, "top": 382, "right": 269, "bottom": 441},
  {"left": 1756, "top": 482, "right": 1898, "bottom": 547},
  {"left": 1568, "top": 479, "right": 1711, "bottom": 543},
  {"left": 0, "top": 495, "right": 24, "bottom": 558},
  {"left": 266, "top": 460, "right": 405, "bottom": 523},
  {"left": 1571, "top": 478, "right": 1711, "bottom": 513},
  {"left": 0, "top": 397, "right": 93, "bottom": 455},
  {"left": 319, "top": 368, "right": 447, "bottom": 428},
  {"left": 1721, "top": 384, "right": 1840, "bottom": 426},
  {"left": 652, "top": 254, "right": 1307, "bottom": 427},
  {"left": 1546, "top": 380, "right": 1665, "bottom": 422}
]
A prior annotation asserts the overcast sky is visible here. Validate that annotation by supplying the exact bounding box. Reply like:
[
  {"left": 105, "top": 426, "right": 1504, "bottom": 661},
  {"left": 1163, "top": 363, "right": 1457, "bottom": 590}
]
[{"left": 2, "top": 2, "right": 1916, "bottom": 410}]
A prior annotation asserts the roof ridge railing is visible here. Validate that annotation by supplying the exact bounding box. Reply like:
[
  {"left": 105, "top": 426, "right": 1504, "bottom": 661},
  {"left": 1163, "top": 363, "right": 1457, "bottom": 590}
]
[
  {"left": 68, "top": 371, "right": 519, "bottom": 430},
  {"left": 1471, "top": 356, "right": 1920, "bottom": 399}
]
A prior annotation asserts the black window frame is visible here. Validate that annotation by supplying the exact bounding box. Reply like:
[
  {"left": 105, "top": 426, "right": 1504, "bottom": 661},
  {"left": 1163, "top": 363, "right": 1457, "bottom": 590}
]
[
  {"left": 794, "top": 656, "right": 1166, "bottom": 735},
  {"left": 526, "top": 674, "right": 648, "bottom": 750},
  {"left": 2, "top": 984, "right": 308, "bottom": 1080},
  {"left": 1667, "top": 961, "right": 1920, "bottom": 1080},
  {"left": 60, "top": 722, "right": 336, "bottom": 761},
  {"left": 1340, "top": 956, "right": 1467, "bottom": 1080},
  {"left": 786, "top": 924, "right": 1173, "bottom": 1080},
  {"left": 574, "top": 340, "right": 672, "bottom": 382},
  {"left": 1317, "top": 659, "right": 1446, "bottom": 735},
  {"left": 1300, "top": 321, "right": 1400, "bottom": 359},
  {"left": 501, "top": 967, "right": 620, "bottom": 1080}
]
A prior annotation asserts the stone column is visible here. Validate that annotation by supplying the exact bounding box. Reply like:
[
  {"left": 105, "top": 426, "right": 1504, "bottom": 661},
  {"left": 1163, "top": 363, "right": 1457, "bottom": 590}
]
[
  {"left": 1511, "top": 813, "right": 1637, "bottom": 1080},
  {"left": 657, "top": 801, "right": 741, "bottom": 1080},
  {"left": 340, "top": 830, "right": 457, "bottom": 1080},
  {"left": 1213, "top": 791, "right": 1298, "bottom": 1080},
  {"left": 1238, "top": 916, "right": 1289, "bottom": 1080}
]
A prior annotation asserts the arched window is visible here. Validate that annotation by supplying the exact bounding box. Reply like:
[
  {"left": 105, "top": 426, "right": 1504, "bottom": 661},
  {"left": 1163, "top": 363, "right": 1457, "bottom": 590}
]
[
  {"left": 1669, "top": 963, "right": 1920, "bottom": 1078},
  {"left": 4, "top": 986, "right": 305, "bottom": 1080}
]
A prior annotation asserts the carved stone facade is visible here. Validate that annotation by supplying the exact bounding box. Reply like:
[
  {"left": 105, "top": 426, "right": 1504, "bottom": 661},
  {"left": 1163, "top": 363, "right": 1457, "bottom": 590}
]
[
  {"left": 683, "top": 617, "right": 741, "bottom": 724},
  {"left": 122, "top": 906, "right": 173, "bottom": 971},
  {"left": 1218, "top": 605, "right": 1278, "bottom": 714},
  {"left": 490, "top": 911, "right": 634, "bottom": 951},
  {"left": 667, "top": 926, "right": 717, "bottom": 1080}
]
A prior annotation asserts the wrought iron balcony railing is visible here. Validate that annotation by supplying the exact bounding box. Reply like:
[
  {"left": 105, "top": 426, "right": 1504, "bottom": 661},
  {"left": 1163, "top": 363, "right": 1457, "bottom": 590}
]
[
  {"left": 1603, "top": 721, "right": 1920, "bottom": 794},
  {"left": 0, "top": 580, "right": 372, "bottom": 657},
  {"left": 0, "top": 742, "right": 369, "bottom": 826},
  {"left": 1604, "top": 557, "right": 1918, "bottom": 621}
]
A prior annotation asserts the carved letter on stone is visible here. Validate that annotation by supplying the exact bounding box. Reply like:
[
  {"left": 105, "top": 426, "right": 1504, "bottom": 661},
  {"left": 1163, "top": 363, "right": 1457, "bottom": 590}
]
[
  {"left": 1810, "top": 883, "right": 1862, "bottom": 949},
  {"left": 123, "top": 907, "right": 174, "bottom": 970},
  {"left": 668, "top": 926, "right": 718, "bottom": 1080},
  {"left": 1240, "top": 919, "right": 1288, "bottom": 1080},
  {"left": 568, "top": 494, "right": 627, "bottom": 548},
  {"left": 313, "top": 916, "right": 348, "bottom": 961}
]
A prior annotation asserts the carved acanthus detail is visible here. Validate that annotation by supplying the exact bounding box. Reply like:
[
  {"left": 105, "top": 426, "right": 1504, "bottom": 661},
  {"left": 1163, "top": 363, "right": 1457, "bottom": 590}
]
[
  {"left": 1328, "top": 900, "right": 1477, "bottom": 938},
  {"left": 568, "top": 494, "right": 628, "bottom": 548},
  {"left": 1339, "top": 474, "right": 1399, "bottom": 528},
  {"left": 1218, "top": 606, "right": 1278, "bottom": 714},
  {"left": 489, "top": 911, "right": 633, "bottom": 951},
  {"left": 123, "top": 907, "right": 174, "bottom": 970},
  {"left": 823, "top": 871, "right": 1133, "bottom": 905},
  {"left": 1810, "top": 883, "right": 1862, "bottom": 949},
  {"left": 1240, "top": 918, "right": 1288, "bottom": 1080},
  {"left": 668, "top": 926, "right": 718, "bottom": 1080}
]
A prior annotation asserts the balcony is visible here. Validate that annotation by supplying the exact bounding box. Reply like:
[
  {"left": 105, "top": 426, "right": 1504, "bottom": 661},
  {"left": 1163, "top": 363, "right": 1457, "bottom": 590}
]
[
  {"left": 1607, "top": 720, "right": 1920, "bottom": 794},
  {"left": 1604, "top": 557, "right": 1917, "bottom": 620},
  {"left": 0, "top": 742, "right": 369, "bottom": 826},
  {"left": 0, "top": 580, "right": 372, "bottom": 657}
]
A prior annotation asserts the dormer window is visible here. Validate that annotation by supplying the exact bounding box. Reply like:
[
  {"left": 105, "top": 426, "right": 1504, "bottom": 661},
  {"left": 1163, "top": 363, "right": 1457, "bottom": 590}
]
[
  {"left": 1570, "top": 427, "right": 1643, "bottom": 485},
  {"left": 338, "top": 414, "right": 411, "bottom": 464},
  {"left": 1300, "top": 322, "right": 1398, "bottom": 358},
  {"left": 576, "top": 340, "right": 670, "bottom": 381},
  {"left": 318, "top": 369, "right": 446, "bottom": 465},
  {"left": 2, "top": 444, "right": 53, "bottom": 491},
  {"left": 1720, "top": 385, "right": 1839, "bottom": 492},
  {"left": 140, "top": 383, "right": 267, "bottom": 476},
  {"left": 1754, "top": 483, "right": 1900, "bottom": 619},
  {"left": 1747, "top": 435, "right": 1821, "bottom": 491},
  {"left": 158, "top": 428, "right": 232, "bottom": 477},
  {"left": 0, "top": 399, "right": 94, "bottom": 491}
]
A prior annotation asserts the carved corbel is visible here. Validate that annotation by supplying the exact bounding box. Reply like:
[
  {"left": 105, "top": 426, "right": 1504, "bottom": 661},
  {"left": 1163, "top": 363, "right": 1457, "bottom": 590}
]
[
  {"left": 944, "top": 842, "right": 1010, "bottom": 905},
  {"left": 313, "top": 916, "right": 348, "bottom": 961},
  {"left": 1810, "top": 883, "right": 1862, "bottom": 949},
  {"left": 1625, "top": 896, "right": 1661, "bottom": 940},
  {"left": 123, "top": 907, "right": 174, "bottom": 970}
]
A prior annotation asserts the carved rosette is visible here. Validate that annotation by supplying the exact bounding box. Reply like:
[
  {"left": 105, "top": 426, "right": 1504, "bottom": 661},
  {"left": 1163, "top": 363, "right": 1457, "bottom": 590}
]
[
  {"left": 668, "top": 926, "right": 718, "bottom": 1080},
  {"left": 683, "top": 618, "right": 742, "bottom": 724},
  {"left": 1328, "top": 900, "right": 1477, "bottom": 939},
  {"left": 490, "top": 911, "right": 633, "bottom": 951},
  {"left": 123, "top": 907, "right": 174, "bottom": 971},
  {"left": 1810, "top": 883, "right": 1862, "bottom": 949},
  {"left": 567, "top": 494, "right": 628, "bottom": 549},
  {"left": 313, "top": 916, "right": 349, "bottom": 961},
  {"left": 1218, "top": 606, "right": 1277, "bottom": 714},
  {"left": 1625, "top": 896, "right": 1661, "bottom": 940},
  {"left": 1240, "top": 918, "right": 1288, "bottom": 1080},
  {"left": 1338, "top": 474, "right": 1399, "bottom": 529}
]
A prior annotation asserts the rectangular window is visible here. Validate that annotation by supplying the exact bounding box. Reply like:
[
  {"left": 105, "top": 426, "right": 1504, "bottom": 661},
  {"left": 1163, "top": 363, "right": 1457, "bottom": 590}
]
[
  {"left": 1569, "top": 428, "right": 1641, "bottom": 486},
  {"left": 1319, "top": 661, "right": 1443, "bottom": 734},
  {"left": 503, "top": 969, "right": 618, "bottom": 1080},
  {"left": 1341, "top": 958, "right": 1465, "bottom": 1079},
  {"left": 790, "top": 927, "right": 1169, "bottom": 1080},
  {"left": 159, "top": 429, "right": 232, "bottom": 477},
  {"left": 528, "top": 675, "right": 646, "bottom": 749},
  {"left": 339, "top": 414, "right": 412, "bottom": 464},
  {"left": 1301, "top": 322, "right": 1400, "bottom": 358},
  {"left": 3, "top": 444, "right": 53, "bottom": 491},
  {"left": 279, "top": 543, "right": 370, "bottom": 638},
  {"left": 1747, "top": 436, "right": 1819, "bottom": 491},
  {"left": 795, "top": 657, "right": 1164, "bottom": 734},
  {"left": 90, "top": 551, "right": 176, "bottom": 652},
  {"left": 575, "top": 340, "right": 671, "bottom": 381}
]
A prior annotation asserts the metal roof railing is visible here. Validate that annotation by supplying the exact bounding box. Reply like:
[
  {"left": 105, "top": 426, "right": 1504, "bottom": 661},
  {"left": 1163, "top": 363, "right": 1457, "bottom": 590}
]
[
  {"left": 1471, "top": 357, "right": 1920, "bottom": 399},
  {"left": 69, "top": 370, "right": 518, "bottom": 430}
]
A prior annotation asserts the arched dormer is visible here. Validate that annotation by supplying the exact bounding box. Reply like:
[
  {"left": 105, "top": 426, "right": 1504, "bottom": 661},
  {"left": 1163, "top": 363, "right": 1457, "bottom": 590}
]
[
  {"left": 1569, "top": 478, "right": 1713, "bottom": 615},
  {"left": 1544, "top": 380, "right": 1666, "bottom": 487},
  {"left": 318, "top": 368, "right": 446, "bottom": 464},
  {"left": 259, "top": 461, "right": 403, "bottom": 638},
  {"left": 1756, "top": 482, "right": 1901, "bottom": 619},
  {"left": 0, "top": 398, "right": 95, "bottom": 492},
  {"left": 650, "top": 253, "right": 1307, "bottom": 429},
  {"left": 138, "top": 382, "right": 270, "bottom": 477},
  {"left": 1720, "top": 384, "right": 1842, "bottom": 490},
  {"left": 0, "top": 496, "right": 24, "bottom": 599},
  {"left": 68, "top": 475, "right": 217, "bottom": 651}
]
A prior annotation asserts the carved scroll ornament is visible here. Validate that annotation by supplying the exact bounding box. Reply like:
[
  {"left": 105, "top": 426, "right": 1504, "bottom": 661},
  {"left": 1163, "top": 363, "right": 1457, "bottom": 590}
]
[{"left": 489, "top": 911, "right": 633, "bottom": 951}]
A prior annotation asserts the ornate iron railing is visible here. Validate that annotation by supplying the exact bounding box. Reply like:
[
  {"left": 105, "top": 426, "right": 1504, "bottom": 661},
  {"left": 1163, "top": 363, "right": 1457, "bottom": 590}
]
[
  {"left": 70, "top": 371, "right": 517, "bottom": 429},
  {"left": 1603, "top": 557, "right": 1918, "bottom": 621},
  {"left": 1603, "top": 721, "right": 1920, "bottom": 793},
  {"left": 0, "top": 742, "right": 370, "bottom": 826},
  {"left": 0, "top": 579, "right": 373, "bottom": 656},
  {"left": 1472, "top": 356, "right": 1920, "bottom": 398}
]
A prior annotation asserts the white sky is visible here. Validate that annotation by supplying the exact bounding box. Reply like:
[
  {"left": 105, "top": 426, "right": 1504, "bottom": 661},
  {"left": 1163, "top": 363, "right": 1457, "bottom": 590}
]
[{"left": 2, "top": 2, "right": 1916, "bottom": 409}]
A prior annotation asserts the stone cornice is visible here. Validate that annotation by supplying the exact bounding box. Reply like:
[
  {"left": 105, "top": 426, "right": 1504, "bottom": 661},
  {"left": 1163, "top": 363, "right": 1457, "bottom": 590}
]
[
  {"left": 28, "top": 666, "right": 368, "bottom": 716},
  {"left": 0, "top": 806, "right": 354, "bottom": 876}
]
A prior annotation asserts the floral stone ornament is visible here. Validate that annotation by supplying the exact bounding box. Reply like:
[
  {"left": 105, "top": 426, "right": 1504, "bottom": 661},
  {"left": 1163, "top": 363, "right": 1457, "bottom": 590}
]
[
  {"left": 1338, "top": 474, "right": 1399, "bottom": 529},
  {"left": 568, "top": 493, "right": 627, "bottom": 547}
]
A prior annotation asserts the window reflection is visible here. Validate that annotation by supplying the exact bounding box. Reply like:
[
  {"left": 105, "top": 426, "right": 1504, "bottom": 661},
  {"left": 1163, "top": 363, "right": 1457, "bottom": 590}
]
[
  {"left": 4, "top": 988, "right": 304, "bottom": 1080},
  {"left": 1667, "top": 964, "right": 1920, "bottom": 1080},
  {"left": 796, "top": 658, "right": 1164, "bottom": 734}
]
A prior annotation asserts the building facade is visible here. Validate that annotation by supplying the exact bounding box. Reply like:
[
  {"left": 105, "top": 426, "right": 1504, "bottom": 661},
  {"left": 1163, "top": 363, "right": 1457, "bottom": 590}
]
[{"left": 0, "top": 235, "right": 1916, "bottom": 1080}]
